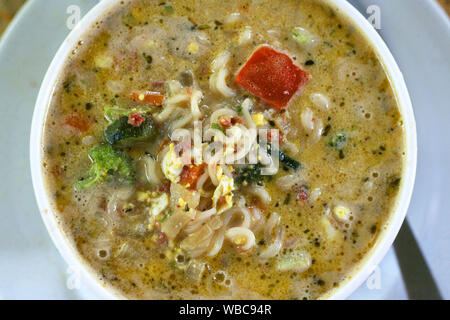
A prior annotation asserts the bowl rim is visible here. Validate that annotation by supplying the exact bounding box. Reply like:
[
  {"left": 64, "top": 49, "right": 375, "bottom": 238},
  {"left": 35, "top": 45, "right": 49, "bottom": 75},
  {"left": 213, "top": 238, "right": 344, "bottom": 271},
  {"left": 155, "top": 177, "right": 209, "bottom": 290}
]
[{"left": 30, "top": 0, "right": 417, "bottom": 300}]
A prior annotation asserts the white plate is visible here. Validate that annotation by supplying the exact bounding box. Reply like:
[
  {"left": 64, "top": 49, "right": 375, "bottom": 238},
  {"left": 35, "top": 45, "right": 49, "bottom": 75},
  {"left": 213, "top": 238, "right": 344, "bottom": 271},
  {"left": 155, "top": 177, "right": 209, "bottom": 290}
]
[{"left": 0, "top": 0, "right": 448, "bottom": 299}]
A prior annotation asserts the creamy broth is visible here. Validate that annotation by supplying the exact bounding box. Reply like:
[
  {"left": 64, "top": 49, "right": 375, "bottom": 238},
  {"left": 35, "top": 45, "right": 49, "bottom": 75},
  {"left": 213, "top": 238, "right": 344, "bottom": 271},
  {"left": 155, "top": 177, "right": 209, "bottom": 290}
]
[{"left": 42, "top": 0, "right": 404, "bottom": 299}]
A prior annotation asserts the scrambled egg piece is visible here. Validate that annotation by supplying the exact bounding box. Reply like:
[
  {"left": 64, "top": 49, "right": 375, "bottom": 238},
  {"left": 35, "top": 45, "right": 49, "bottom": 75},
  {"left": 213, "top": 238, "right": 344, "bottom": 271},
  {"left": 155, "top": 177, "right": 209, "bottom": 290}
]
[
  {"left": 136, "top": 191, "right": 169, "bottom": 217},
  {"left": 212, "top": 165, "right": 235, "bottom": 214},
  {"left": 251, "top": 113, "right": 266, "bottom": 127},
  {"left": 187, "top": 42, "right": 199, "bottom": 54},
  {"left": 333, "top": 205, "right": 352, "bottom": 222},
  {"left": 162, "top": 143, "right": 184, "bottom": 183},
  {"left": 177, "top": 197, "right": 186, "bottom": 208},
  {"left": 149, "top": 193, "right": 169, "bottom": 217},
  {"left": 136, "top": 191, "right": 152, "bottom": 202}
]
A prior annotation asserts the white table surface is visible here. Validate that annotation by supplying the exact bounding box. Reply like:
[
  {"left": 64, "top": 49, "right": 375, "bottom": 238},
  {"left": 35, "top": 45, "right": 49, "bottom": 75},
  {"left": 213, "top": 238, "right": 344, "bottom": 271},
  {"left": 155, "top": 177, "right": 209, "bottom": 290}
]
[{"left": 0, "top": 0, "right": 448, "bottom": 299}]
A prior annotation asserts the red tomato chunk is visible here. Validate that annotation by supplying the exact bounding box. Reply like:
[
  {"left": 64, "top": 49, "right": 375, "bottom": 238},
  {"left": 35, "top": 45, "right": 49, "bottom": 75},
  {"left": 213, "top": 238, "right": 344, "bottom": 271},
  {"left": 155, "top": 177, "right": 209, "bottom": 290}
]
[{"left": 235, "top": 46, "right": 310, "bottom": 110}]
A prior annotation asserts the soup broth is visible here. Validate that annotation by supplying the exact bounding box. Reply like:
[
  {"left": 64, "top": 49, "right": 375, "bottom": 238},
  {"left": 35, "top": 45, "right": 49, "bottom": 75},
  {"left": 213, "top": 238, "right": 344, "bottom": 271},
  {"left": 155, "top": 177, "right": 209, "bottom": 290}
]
[{"left": 42, "top": 0, "right": 404, "bottom": 299}]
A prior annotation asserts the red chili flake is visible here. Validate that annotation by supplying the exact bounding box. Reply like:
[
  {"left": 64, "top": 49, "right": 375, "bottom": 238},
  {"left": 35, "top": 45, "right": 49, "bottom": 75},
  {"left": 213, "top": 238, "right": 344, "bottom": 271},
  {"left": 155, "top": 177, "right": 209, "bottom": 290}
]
[
  {"left": 217, "top": 196, "right": 227, "bottom": 207},
  {"left": 218, "top": 116, "right": 244, "bottom": 129},
  {"left": 127, "top": 112, "right": 145, "bottom": 127},
  {"left": 51, "top": 165, "right": 65, "bottom": 177},
  {"left": 156, "top": 232, "right": 168, "bottom": 246},
  {"left": 65, "top": 115, "right": 90, "bottom": 133},
  {"left": 179, "top": 164, "right": 206, "bottom": 190},
  {"left": 230, "top": 117, "right": 244, "bottom": 125},
  {"left": 158, "top": 181, "right": 171, "bottom": 193},
  {"left": 218, "top": 116, "right": 232, "bottom": 128},
  {"left": 152, "top": 80, "right": 165, "bottom": 90},
  {"left": 295, "top": 185, "right": 310, "bottom": 202},
  {"left": 99, "top": 197, "right": 107, "bottom": 212}
]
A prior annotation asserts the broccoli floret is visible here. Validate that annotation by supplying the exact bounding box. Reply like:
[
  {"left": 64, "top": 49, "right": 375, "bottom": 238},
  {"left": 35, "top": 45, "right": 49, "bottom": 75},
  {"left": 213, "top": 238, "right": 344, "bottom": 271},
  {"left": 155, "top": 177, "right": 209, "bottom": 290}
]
[
  {"left": 104, "top": 106, "right": 153, "bottom": 122},
  {"left": 328, "top": 132, "right": 347, "bottom": 150},
  {"left": 104, "top": 114, "right": 157, "bottom": 146},
  {"left": 75, "top": 144, "right": 134, "bottom": 190}
]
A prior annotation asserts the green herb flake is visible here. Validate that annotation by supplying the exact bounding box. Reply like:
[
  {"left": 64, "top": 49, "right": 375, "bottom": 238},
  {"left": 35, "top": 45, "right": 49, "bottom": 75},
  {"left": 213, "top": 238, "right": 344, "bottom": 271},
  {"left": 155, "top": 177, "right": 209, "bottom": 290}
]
[
  {"left": 292, "top": 27, "right": 313, "bottom": 45},
  {"left": 122, "top": 13, "right": 139, "bottom": 27},
  {"left": 142, "top": 52, "right": 153, "bottom": 64},
  {"left": 328, "top": 132, "right": 347, "bottom": 150},
  {"left": 211, "top": 123, "right": 224, "bottom": 132},
  {"left": 164, "top": 5, "right": 174, "bottom": 15}
]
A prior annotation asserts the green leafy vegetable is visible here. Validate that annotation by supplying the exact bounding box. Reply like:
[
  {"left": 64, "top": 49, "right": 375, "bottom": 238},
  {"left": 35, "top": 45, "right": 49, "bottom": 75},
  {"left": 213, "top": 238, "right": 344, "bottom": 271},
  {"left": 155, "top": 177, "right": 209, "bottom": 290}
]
[
  {"left": 164, "top": 5, "right": 174, "bottom": 15},
  {"left": 211, "top": 123, "right": 224, "bottom": 132},
  {"left": 277, "top": 250, "right": 311, "bottom": 272},
  {"left": 104, "top": 115, "right": 157, "bottom": 146},
  {"left": 234, "top": 145, "right": 301, "bottom": 185},
  {"left": 292, "top": 27, "right": 313, "bottom": 45},
  {"left": 328, "top": 132, "right": 347, "bottom": 150},
  {"left": 278, "top": 149, "right": 301, "bottom": 171},
  {"left": 197, "top": 25, "right": 210, "bottom": 30},
  {"left": 75, "top": 144, "right": 134, "bottom": 190},
  {"left": 234, "top": 163, "right": 273, "bottom": 186}
]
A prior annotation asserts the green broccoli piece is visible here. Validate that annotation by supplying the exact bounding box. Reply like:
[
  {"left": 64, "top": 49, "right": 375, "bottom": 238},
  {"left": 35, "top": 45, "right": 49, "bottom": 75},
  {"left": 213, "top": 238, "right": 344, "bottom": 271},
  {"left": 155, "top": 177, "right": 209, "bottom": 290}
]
[
  {"left": 104, "top": 106, "right": 153, "bottom": 122},
  {"left": 328, "top": 132, "right": 347, "bottom": 150},
  {"left": 75, "top": 144, "right": 134, "bottom": 190},
  {"left": 104, "top": 115, "right": 157, "bottom": 146}
]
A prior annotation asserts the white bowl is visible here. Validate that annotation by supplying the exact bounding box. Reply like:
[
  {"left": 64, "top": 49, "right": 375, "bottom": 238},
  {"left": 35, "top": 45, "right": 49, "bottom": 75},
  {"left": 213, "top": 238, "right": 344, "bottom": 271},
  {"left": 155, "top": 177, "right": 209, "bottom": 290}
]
[{"left": 30, "top": 0, "right": 417, "bottom": 300}]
